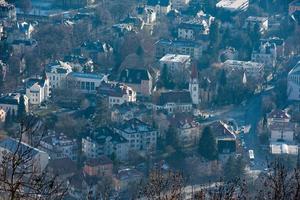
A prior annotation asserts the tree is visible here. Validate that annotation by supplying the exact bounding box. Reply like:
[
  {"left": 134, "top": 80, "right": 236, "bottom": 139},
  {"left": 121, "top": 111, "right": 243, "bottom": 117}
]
[
  {"left": 0, "top": 120, "right": 67, "bottom": 200},
  {"left": 4, "top": 110, "right": 12, "bottom": 130},
  {"left": 198, "top": 126, "right": 218, "bottom": 160},
  {"left": 92, "top": 97, "right": 110, "bottom": 127},
  {"left": 17, "top": 0, "right": 32, "bottom": 14},
  {"left": 165, "top": 126, "right": 178, "bottom": 148},
  {"left": 17, "top": 95, "right": 26, "bottom": 122},
  {"left": 218, "top": 69, "right": 227, "bottom": 87}
]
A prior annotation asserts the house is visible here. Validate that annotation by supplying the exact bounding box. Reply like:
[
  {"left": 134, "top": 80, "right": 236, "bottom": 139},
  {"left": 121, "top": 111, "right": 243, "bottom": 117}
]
[
  {"left": 64, "top": 54, "right": 94, "bottom": 73},
  {"left": 0, "top": 93, "right": 29, "bottom": 116},
  {"left": 223, "top": 60, "right": 264, "bottom": 78},
  {"left": 270, "top": 143, "right": 298, "bottom": 155},
  {"left": 82, "top": 127, "right": 129, "bottom": 161},
  {"left": 111, "top": 102, "right": 151, "bottom": 123},
  {"left": 25, "top": 75, "right": 50, "bottom": 105},
  {"left": 152, "top": 90, "right": 193, "bottom": 113},
  {"left": 146, "top": 0, "right": 172, "bottom": 16},
  {"left": 159, "top": 54, "right": 191, "bottom": 82},
  {"left": 83, "top": 155, "right": 113, "bottom": 177},
  {"left": 113, "top": 168, "right": 143, "bottom": 192},
  {"left": 7, "top": 21, "right": 35, "bottom": 42},
  {"left": 66, "top": 72, "right": 107, "bottom": 93},
  {"left": 155, "top": 39, "right": 203, "bottom": 59},
  {"left": 45, "top": 60, "right": 73, "bottom": 90},
  {"left": 11, "top": 39, "right": 37, "bottom": 55},
  {"left": 114, "top": 118, "right": 157, "bottom": 153},
  {"left": 219, "top": 47, "right": 238, "bottom": 62},
  {"left": 244, "top": 16, "right": 268, "bottom": 34},
  {"left": 0, "top": 0, "right": 16, "bottom": 21},
  {"left": 289, "top": 0, "right": 300, "bottom": 15},
  {"left": 119, "top": 68, "right": 153, "bottom": 96},
  {"left": 136, "top": 6, "right": 157, "bottom": 34},
  {"left": 209, "top": 121, "right": 237, "bottom": 154},
  {"left": 0, "top": 108, "right": 6, "bottom": 122},
  {"left": 40, "top": 132, "right": 78, "bottom": 161},
  {"left": 0, "top": 137, "right": 49, "bottom": 173},
  {"left": 287, "top": 61, "right": 300, "bottom": 101},
  {"left": 168, "top": 113, "right": 200, "bottom": 148},
  {"left": 251, "top": 42, "right": 277, "bottom": 69},
  {"left": 216, "top": 0, "right": 249, "bottom": 12},
  {"left": 178, "top": 19, "right": 210, "bottom": 41},
  {"left": 98, "top": 82, "right": 136, "bottom": 108},
  {"left": 80, "top": 40, "right": 113, "bottom": 64},
  {"left": 267, "top": 109, "right": 291, "bottom": 125}
]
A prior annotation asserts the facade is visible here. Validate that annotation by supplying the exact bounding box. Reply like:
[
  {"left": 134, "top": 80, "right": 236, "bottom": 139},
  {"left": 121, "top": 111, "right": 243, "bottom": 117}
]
[
  {"left": 0, "top": 0, "right": 16, "bottom": 21},
  {"left": 67, "top": 72, "right": 107, "bottom": 93},
  {"left": 82, "top": 127, "right": 129, "bottom": 161},
  {"left": 0, "top": 108, "right": 6, "bottom": 122},
  {"left": 25, "top": 76, "right": 50, "bottom": 105},
  {"left": 119, "top": 68, "right": 153, "bottom": 96},
  {"left": 83, "top": 155, "right": 113, "bottom": 177},
  {"left": 251, "top": 42, "right": 277, "bottom": 69},
  {"left": 155, "top": 39, "right": 202, "bottom": 59},
  {"left": 244, "top": 16, "right": 268, "bottom": 34},
  {"left": 287, "top": 61, "right": 300, "bottom": 101},
  {"left": 114, "top": 118, "right": 157, "bottom": 153},
  {"left": 113, "top": 168, "right": 143, "bottom": 192},
  {"left": 98, "top": 82, "right": 137, "bottom": 108},
  {"left": 223, "top": 60, "right": 264, "bottom": 78},
  {"left": 40, "top": 132, "right": 78, "bottom": 161},
  {"left": 178, "top": 19, "right": 209, "bottom": 41},
  {"left": 0, "top": 137, "right": 49, "bottom": 173},
  {"left": 153, "top": 91, "right": 193, "bottom": 113},
  {"left": 146, "top": 0, "right": 172, "bottom": 16},
  {"left": 0, "top": 93, "right": 29, "bottom": 116},
  {"left": 45, "top": 61, "right": 73, "bottom": 90},
  {"left": 111, "top": 103, "right": 151, "bottom": 123},
  {"left": 289, "top": 0, "right": 300, "bottom": 15},
  {"left": 216, "top": 0, "right": 249, "bottom": 12},
  {"left": 159, "top": 54, "right": 191, "bottom": 81},
  {"left": 261, "top": 37, "right": 285, "bottom": 58}
]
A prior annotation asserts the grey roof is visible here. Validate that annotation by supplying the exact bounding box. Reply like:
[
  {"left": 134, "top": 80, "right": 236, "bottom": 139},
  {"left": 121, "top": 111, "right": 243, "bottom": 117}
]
[
  {"left": 26, "top": 77, "right": 46, "bottom": 88},
  {"left": 147, "top": 0, "right": 170, "bottom": 6},
  {"left": 0, "top": 93, "right": 20, "bottom": 105},
  {"left": 115, "top": 118, "right": 155, "bottom": 134},
  {"left": 119, "top": 68, "right": 151, "bottom": 84},
  {"left": 87, "top": 127, "right": 128, "bottom": 144},
  {"left": 154, "top": 91, "right": 192, "bottom": 106}
]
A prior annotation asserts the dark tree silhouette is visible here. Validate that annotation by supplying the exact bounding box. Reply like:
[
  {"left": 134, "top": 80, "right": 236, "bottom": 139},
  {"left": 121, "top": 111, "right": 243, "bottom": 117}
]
[{"left": 198, "top": 126, "right": 218, "bottom": 160}]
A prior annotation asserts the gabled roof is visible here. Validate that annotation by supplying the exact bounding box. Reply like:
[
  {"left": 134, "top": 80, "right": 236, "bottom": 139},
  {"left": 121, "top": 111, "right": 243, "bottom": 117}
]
[
  {"left": 268, "top": 109, "right": 290, "bottom": 120},
  {"left": 119, "top": 68, "right": 151, "bottom": 84},
  {"left": 116, "top": 118, "right": 155, "bottom": 134},
  {"left": 0, "top": 93, "right": 21, "bottom": 105},
  {"left": 86, "top": 127, "right": 128, "bottom": 144},
  {"left": 85, "top": 155, "right": 112, "bottom": 167},
  {"left": 154, "top": 91, "right": 192, "bottom": 106},
  {"left": 209, "top": 121, "right": 236, "bottom": 140},
  {"left": 26, "top": 77, "right": 46, "bottom": 89}
]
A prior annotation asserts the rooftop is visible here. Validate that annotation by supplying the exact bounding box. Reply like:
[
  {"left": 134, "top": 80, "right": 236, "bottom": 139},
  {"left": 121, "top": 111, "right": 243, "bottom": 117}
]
[
  {"left": 160, "top": 54, "right": 191, "bottom": 63},
  {"left": 68, "top": 72, "right": 105, "bottom": 80},
  {"left": 119, "top": 68, "right": 151, "bottom": 84},
  {"left": 116, "top": 118, "right": 155, "bottom": 134},
  {"left": 216, "top": 0, "right": 249, "bottom": 11},
  {"left": 154, "top": 91, "right": 192, "bottom": 106},
  {"left": 85, "top": 127, "right": 128, "bottom": 145}
]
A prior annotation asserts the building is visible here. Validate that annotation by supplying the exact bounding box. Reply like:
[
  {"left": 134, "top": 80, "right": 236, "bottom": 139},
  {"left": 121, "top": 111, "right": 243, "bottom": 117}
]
[
  {"left": 0, "top": 108, "right": 6, "bottom": 122},
  {"left": 111, "top": 102, "right": 151, "bottom": 123},
  {"left": 40, "top": 132, "right": 78, "bottom": 161},
  {"left": 168, "top": 114, "right": 200, "bottom": 148},
  {"left": 25, "top": 75, "right": 50, "bottom": 105},
  {"left": 0, "top": 93, "right": 29, "bottom": 116},
  {"left": 67, "top": 72, "right": 107, "bottom": 93},
  {"left": 219, "top": 47, "right": 239, "bottom": 62},
  {"left": 46, "top": 60, "right": 72, "bottom": 90},
  {"left": 83, "top": 155, "right": 113, "bottom": 177},
  {"left": 98, "top": 82, "right": 136, "bottom": 108},
  {"left": 159, "top": 54, "right": 191, "bottom": 82},
  {"left": 189, "top": 64, "right": 199, "bottom": 105},
  {"left": 216, "top": 0, "right": 249, "bottom": 12},
  {"left": 223, "top": 60, "right": 264, "bottom": 78},
  {"left": 82, "top": 127, "right": 129, "bottom": 161},
  {"left": 119, "top": 68, "right": 153, "bottom": 96},
  {"left": 80, "top": 40, "right": 113, "bottom": 64},
  {"left": 0, "top": 0, "right": 16, "bottom": 21},
  {"left": 11, "top": 39, "right": 37, "bottom": 55},
  {"left": 7, "top": 21, "right": 35, "bottom": 42},
  {"left": 289, "top": 0, "right": 300, "bottom": 15},
  {"left": 114, "top": 118, "right": 157, "bottom": 153},
  {"left": 270, "top": 143, "right": 298, "bottom": 155},
  {"left": 260, "top": 37, "right": 285, "bottom": 58},
  {"left": 64, "top": 54, "right": 94, "bottom": 73},
  {"left": 155, "top": 39, "right": 202, "bottom": 59},
  {"left": 209, "top": 121, "right": 237, "bottom": 154},
  {"left": 153, "top": 91, "right": 193, "bottom": 113},
  {"left": 244, "top": 16, "right": 268, "bottom": 34},
  {"left": 251, "top": 42, "right": 276, "bottom": 69},
  {"left": 287, "top": 61, "right": 300, "bottom": 101},
  {"left": 0, "top": 137, "right": 49, "bottom": 173},
  {"left": 146, "top": 0, "right": 172, "bottom": 16},
  {"left": 178, "top": 19, "right": 210, "bottom": 41},
  {"left": 55, "top": 0, "right": 95, "bottom": 9}
]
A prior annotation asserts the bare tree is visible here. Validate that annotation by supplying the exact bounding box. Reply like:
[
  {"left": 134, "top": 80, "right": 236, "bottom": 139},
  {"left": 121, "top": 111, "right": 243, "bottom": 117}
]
[{"left": 0, "top": 118, "right": 67, "bottom": 200}]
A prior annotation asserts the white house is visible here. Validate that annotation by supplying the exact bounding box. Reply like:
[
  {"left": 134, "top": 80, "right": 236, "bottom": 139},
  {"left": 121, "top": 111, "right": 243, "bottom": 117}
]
[
  {"left": 287, "top": 61, "right": 300, "bottom": 101},
  {"left": 25, "top": 75, "right": 50, "bottom": 105},
  {"left": 98, "top": 82, "right": 136, "bottom": 108},
  {"left": 45, "top": 60, "right": 72, "bottom": 90},
  {"left": 0, "top": 93, "right": 29, "bottom": 116},
  {"left": 114, "top": 118, "right": 157, "bottom": 153},
  {"left": 0, "top": 137, "right": 49, "bottom": 173},
  {"left": 223, "top": 60, "right": 264, "bottom": 78},
  {"left": 244, "top": 16, "right": 269, "bottom": 34}
]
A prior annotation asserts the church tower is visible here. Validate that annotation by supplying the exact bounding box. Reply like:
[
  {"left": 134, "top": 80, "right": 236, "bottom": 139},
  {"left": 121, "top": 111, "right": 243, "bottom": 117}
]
[{"left": 189, "top": 64, "right": 199, "bottom": 105}]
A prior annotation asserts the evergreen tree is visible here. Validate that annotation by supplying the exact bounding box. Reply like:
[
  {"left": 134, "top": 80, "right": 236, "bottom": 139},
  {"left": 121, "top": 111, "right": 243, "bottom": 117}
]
[
  {"left": 198, "top": 126, "right": 217, "bottom": 160},
  {"left": 219, "top": 69, "right": 227, "bottom": 87},
  {"left": 165, "top": 125, "right": 178, "bottom": 148},
  {"left": 4, "top": 110, "right": 12, "bottom": 129},
  {"left": 17, "top": 95, "right": 26, "bottom": 122},
  {"left": 223, "top": 155, "right": 245, "bottom": 181}
]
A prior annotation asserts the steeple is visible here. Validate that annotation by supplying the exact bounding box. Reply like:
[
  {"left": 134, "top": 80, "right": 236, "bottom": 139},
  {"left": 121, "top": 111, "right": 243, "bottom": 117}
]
[{"left": 189, "top": 63, "right": 199, "bottom": 105}]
